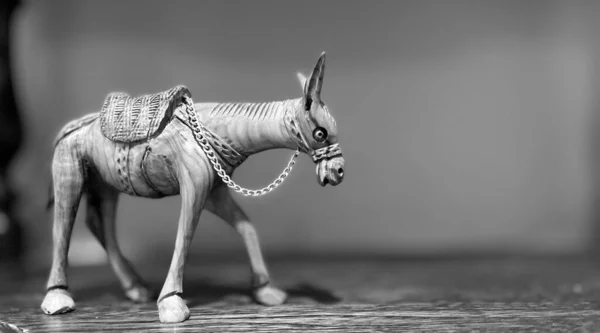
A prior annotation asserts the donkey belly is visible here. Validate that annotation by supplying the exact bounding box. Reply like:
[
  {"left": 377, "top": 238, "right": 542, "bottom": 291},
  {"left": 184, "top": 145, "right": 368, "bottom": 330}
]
[{"left": 86, "top": 122, "right": 180, "bottom": 198}]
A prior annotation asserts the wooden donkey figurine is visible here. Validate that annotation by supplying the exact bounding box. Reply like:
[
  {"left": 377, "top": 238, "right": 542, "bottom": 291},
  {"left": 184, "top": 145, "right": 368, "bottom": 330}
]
[{"left": 41, "top": 52, "right": 344, "bottom": 323}]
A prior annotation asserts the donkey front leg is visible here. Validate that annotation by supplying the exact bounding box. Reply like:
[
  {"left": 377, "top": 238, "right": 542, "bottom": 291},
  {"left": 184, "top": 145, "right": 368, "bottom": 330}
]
[
  {"left": 206, "top": 184, "right": 287, "bottom": 306},
  {"left": 157, "top": 169, "right": 209, "bottom": 323},
  {"left": 41, "top": 143, "right": 85, "bottom": 315}
]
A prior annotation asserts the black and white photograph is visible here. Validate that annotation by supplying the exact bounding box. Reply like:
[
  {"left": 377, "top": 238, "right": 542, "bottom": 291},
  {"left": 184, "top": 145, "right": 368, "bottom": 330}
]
[{"left": 1, "top": 0, "right": 600, "bottom": 331}]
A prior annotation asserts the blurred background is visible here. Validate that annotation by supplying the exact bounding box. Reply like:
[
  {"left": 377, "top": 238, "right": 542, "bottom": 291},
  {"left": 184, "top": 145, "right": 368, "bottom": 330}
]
[{"left": 2, "top": 0, "right": 600, "bottom": 269}]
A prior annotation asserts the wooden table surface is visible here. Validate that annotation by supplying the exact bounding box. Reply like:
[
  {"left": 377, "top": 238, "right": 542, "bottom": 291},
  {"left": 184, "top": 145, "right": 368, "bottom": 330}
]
[{"left": 1, "top": 257, "right": 600, "bottom": 332}]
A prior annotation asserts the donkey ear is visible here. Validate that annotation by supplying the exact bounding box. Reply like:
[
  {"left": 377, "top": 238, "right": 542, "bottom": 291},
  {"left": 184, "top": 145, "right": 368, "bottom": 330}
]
[
  {"left": 296, "top": 72, "right": 308, "bottom": 90},
  {"left": 316, "top": 52, "right": 326, "bottom": 96},
  {"left": 305, "top": 52, "right": 326, "bottom": 107}
]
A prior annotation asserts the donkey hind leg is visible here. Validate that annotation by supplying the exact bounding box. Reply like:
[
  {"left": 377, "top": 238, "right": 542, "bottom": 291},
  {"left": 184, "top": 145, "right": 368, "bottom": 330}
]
[
  {"left": 85, "top": 183, "right": 155, "bottom": 303},
  {"left": 206, "top": 184, "right": 287, "bottom": 306},
  {"left": 41, "top": 145, "right": 85, "bottom": 315},
  {"left": 157, "top": 169, "right": 209, "bottom": 323}
]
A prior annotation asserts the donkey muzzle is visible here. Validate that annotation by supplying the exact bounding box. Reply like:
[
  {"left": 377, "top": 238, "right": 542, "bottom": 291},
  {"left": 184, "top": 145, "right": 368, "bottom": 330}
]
[{"left": 316, "top": 156, "right": 345, "bottom": 186}]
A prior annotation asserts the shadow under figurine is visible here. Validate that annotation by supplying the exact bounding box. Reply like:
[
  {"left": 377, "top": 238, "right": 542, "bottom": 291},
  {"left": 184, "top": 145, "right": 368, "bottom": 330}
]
[{"left": 41, "top": 52, "right": 345, "bottom": 323}]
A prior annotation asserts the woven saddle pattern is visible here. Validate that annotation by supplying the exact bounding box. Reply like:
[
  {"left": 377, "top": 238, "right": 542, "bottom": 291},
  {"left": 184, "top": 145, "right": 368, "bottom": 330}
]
[{"left": 100, "top": 85, "right": 191, "bottom": 143}]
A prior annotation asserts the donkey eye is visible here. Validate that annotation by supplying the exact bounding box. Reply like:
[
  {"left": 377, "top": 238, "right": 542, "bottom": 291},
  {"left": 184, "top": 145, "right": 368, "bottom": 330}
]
[{"left": 312, "top": 127, "right": 328, "bottom": 142}]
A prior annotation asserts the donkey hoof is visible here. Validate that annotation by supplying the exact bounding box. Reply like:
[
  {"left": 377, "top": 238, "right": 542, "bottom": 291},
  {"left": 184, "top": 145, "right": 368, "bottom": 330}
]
[
  {"left": 253, "top": 284, "right": 287, "bottom": 306},
  {"left": 41, "top": 289, "right": 75, "bottom": 315},
  {"left": 158, "top": 295, "right": 190, "bottom": 323},
  {"left": 125, "top": 284, "right": 156, "bottom": 303}
]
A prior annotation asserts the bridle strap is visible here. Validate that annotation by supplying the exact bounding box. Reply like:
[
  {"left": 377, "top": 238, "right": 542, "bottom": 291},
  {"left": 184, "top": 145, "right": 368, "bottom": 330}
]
[
  {"left": 284, "top": 110, "right": 312, "bottom": 154},
  {"left": 285, "top": 109, "right": 343, "bottom": 163}
]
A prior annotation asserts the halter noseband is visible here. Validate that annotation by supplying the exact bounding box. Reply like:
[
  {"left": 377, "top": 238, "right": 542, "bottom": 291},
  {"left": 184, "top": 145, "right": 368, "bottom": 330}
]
[{"left": 311, "top": 143, "right": 342, "bottom": 163}]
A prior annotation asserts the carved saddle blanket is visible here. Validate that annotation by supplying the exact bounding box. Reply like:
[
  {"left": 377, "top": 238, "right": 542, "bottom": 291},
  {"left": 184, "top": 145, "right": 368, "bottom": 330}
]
[{"left": 99, "top": 85, "right": 191, "bottom": 143}]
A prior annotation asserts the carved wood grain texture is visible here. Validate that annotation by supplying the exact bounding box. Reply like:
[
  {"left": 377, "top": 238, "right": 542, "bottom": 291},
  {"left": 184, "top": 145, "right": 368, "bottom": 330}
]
[{"left": 2, "top": 258, "right": 600, "bottom": 332}]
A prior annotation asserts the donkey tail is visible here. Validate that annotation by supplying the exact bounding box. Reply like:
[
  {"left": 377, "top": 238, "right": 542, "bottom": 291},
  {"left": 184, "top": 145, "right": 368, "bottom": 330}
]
[{"left": 46, "top": 181, "right": 54, "bottom": 211}]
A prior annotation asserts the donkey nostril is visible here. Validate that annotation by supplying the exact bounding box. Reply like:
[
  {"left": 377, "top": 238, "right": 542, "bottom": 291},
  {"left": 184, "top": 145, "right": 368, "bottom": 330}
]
[{"left": 337, "top": 168, "right": 344, "bottom": 177}]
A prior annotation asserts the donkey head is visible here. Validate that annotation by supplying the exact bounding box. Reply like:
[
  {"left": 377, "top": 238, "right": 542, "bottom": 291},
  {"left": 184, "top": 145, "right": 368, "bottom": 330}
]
[{"left": 292, "top": 52, "right": 345, "bottom": 186}]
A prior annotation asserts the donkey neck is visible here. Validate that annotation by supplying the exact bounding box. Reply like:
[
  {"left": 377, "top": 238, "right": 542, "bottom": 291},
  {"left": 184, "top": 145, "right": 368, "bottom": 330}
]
[{"left": 199, "top": 98, "right": 302, "bottom": 156}]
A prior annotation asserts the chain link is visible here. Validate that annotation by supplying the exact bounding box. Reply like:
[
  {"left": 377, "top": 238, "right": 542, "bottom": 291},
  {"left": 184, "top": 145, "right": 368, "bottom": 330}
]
[{"left": 182, "top": 96, "right": 300, "bottom": 197}]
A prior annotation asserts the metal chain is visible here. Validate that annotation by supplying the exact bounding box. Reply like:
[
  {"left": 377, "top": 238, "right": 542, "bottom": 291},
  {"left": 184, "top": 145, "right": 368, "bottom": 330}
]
[{"left": 182, "top": 96, "right": 300, "bottom": 197}]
